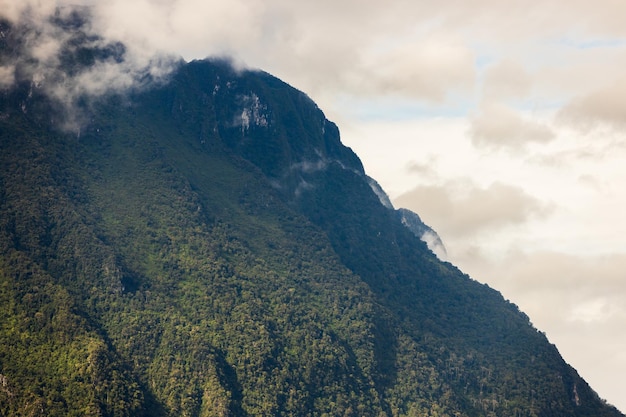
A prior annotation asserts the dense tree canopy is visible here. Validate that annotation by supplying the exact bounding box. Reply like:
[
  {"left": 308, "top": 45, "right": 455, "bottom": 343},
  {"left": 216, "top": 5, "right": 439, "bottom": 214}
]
[{"left": 0, "top": 16, "right": 622, "bottom": 416}]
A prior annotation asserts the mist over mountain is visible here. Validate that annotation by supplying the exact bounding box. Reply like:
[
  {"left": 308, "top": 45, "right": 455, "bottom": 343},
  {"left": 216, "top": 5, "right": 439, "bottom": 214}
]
[{"left": 0, "top": 9, "right": 623, "bottom": 417}]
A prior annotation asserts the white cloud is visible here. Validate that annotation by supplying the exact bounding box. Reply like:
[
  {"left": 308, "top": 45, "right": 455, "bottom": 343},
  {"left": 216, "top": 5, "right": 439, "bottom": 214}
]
[{"left": 570, "top": 297, "right": 621, "bottom": 324}]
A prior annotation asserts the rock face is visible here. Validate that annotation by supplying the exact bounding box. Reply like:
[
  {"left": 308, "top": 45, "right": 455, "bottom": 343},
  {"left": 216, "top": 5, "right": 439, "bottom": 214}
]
[
  {"left": 0, "top": 15, "right": 623, "bottom": 417},
  {"left": 396, "top": 208, "right": 448, "bottom": 260}
]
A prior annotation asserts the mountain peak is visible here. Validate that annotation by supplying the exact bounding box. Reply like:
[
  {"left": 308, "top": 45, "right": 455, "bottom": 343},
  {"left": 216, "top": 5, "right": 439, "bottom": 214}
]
[{"left": 0, "top": 28, "right": 623, "bottom": 416}]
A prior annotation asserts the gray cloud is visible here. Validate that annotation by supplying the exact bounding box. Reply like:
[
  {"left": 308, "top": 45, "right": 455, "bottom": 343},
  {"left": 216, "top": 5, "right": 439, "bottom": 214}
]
[
  {"left": 482, "top": 59, "right": 532, "bottom": 101},
  {"left": 468, "top": 102, "right": 555, "bottom": 150},
  {"left": 558, "top": 77, "right": 626, "bottom": 132},
  {"left": 6, "top": 0, "right": 624, "bottom": 119},
  {"left": 393, "top": 180, "right": 553, "bottom": 239},
  {"left": 406, "top": 158, "right": 440, "bottom": 181},
  {"left": 356, "top": 34, "right": 475, "bottom": 102},
  {"left": 67, "top": 0, "right": 480, "bottom": 105},
  {"left": 5, "top": 0, "right": 626, "bottom": 106}
]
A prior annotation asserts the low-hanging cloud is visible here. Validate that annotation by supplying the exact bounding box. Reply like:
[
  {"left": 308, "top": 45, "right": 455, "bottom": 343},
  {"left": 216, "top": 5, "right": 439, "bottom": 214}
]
[
  {"left": 0, "top": 0, "right": 180, "bottom": 131},
  {"left": 0, "top": 65, "right": 15, "bottom": 88},
  {"left": 393, "top": 180, "right": 553, "bottom": 239},
  {"left": 6, "top": 0, "right": 626, "bottom": 119},
  {"left": 72, "top": 0, "right": 480, "bottom": 105}
]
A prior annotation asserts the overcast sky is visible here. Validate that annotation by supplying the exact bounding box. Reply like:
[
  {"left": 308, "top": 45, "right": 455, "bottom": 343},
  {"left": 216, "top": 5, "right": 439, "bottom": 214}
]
[{"left": 3, "top": 0, "right": 626, "bottom": 411}]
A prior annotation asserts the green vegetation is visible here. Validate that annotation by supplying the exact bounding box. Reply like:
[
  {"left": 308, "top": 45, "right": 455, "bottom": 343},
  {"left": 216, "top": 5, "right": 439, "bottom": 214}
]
[{"left": 0, "top": 32, "right": 623, "bottom": 416}]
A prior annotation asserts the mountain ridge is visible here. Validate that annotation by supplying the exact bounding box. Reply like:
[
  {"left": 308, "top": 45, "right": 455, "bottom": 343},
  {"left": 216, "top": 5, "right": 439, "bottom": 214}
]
[{"left": 0, "top": 14, "right": 623, "bottom": 417}]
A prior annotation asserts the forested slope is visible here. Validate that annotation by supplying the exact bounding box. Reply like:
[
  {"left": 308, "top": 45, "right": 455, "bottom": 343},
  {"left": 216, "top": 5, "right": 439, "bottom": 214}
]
[{"left": 0, "top": 14, "right": 623, "bottom": 417}]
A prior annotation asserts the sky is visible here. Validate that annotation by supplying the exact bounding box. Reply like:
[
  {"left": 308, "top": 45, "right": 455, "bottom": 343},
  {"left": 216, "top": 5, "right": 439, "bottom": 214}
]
[{"left": 2, "top": 0, "right": 626, "bottom": 412}]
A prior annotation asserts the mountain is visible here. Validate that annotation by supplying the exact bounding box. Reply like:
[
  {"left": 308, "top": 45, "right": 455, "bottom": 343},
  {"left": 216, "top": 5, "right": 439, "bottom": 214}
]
[
  {"left": 396, "top": 208, "right": 447, "bottom": 260},
  {"left": 0, "top": 14, "right": 623, "bottom": 417}
]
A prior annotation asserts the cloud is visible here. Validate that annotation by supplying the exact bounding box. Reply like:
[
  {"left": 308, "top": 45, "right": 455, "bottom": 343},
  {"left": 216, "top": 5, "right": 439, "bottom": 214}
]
[
  {"left": 393, "top": 180, "right": 553, "bottom": 239},
  {"left": 0, "top": 65, "right": 15, "bottom": 88},
  {"left": 493, "top": 251, "right": 626, "bottom": 296},
  {"left": 0, "top": 0, "right": 58, "bottom": 23},
  {"left": 570, "top": 297, "right": 621, "bottom": 324},
  {"left": 77, "top": 1, "right": 480, "bottom": 104},
  {"left": 93, "top": 0, "right": 269, "bottom": 60},
  {"left": 558, "top": 77, "right": 626, "bottom": 132},
  {"left": 5, "top": 0, "right": 624, "bottom": 119},
  {"left": 355, "top": 33, "right": 476, "bottom": 102},
  {"left": 406, "top": 159, "right": 440, "bottom": 181},
  {"left": 482, "top": 59, "right": 532, "bottom": 101},
  {"left": 468, "top": 102, "right": 555, "bottom": 150},
  {"left": 0, "top": 1, "right": 179, "bottom": 131}
]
